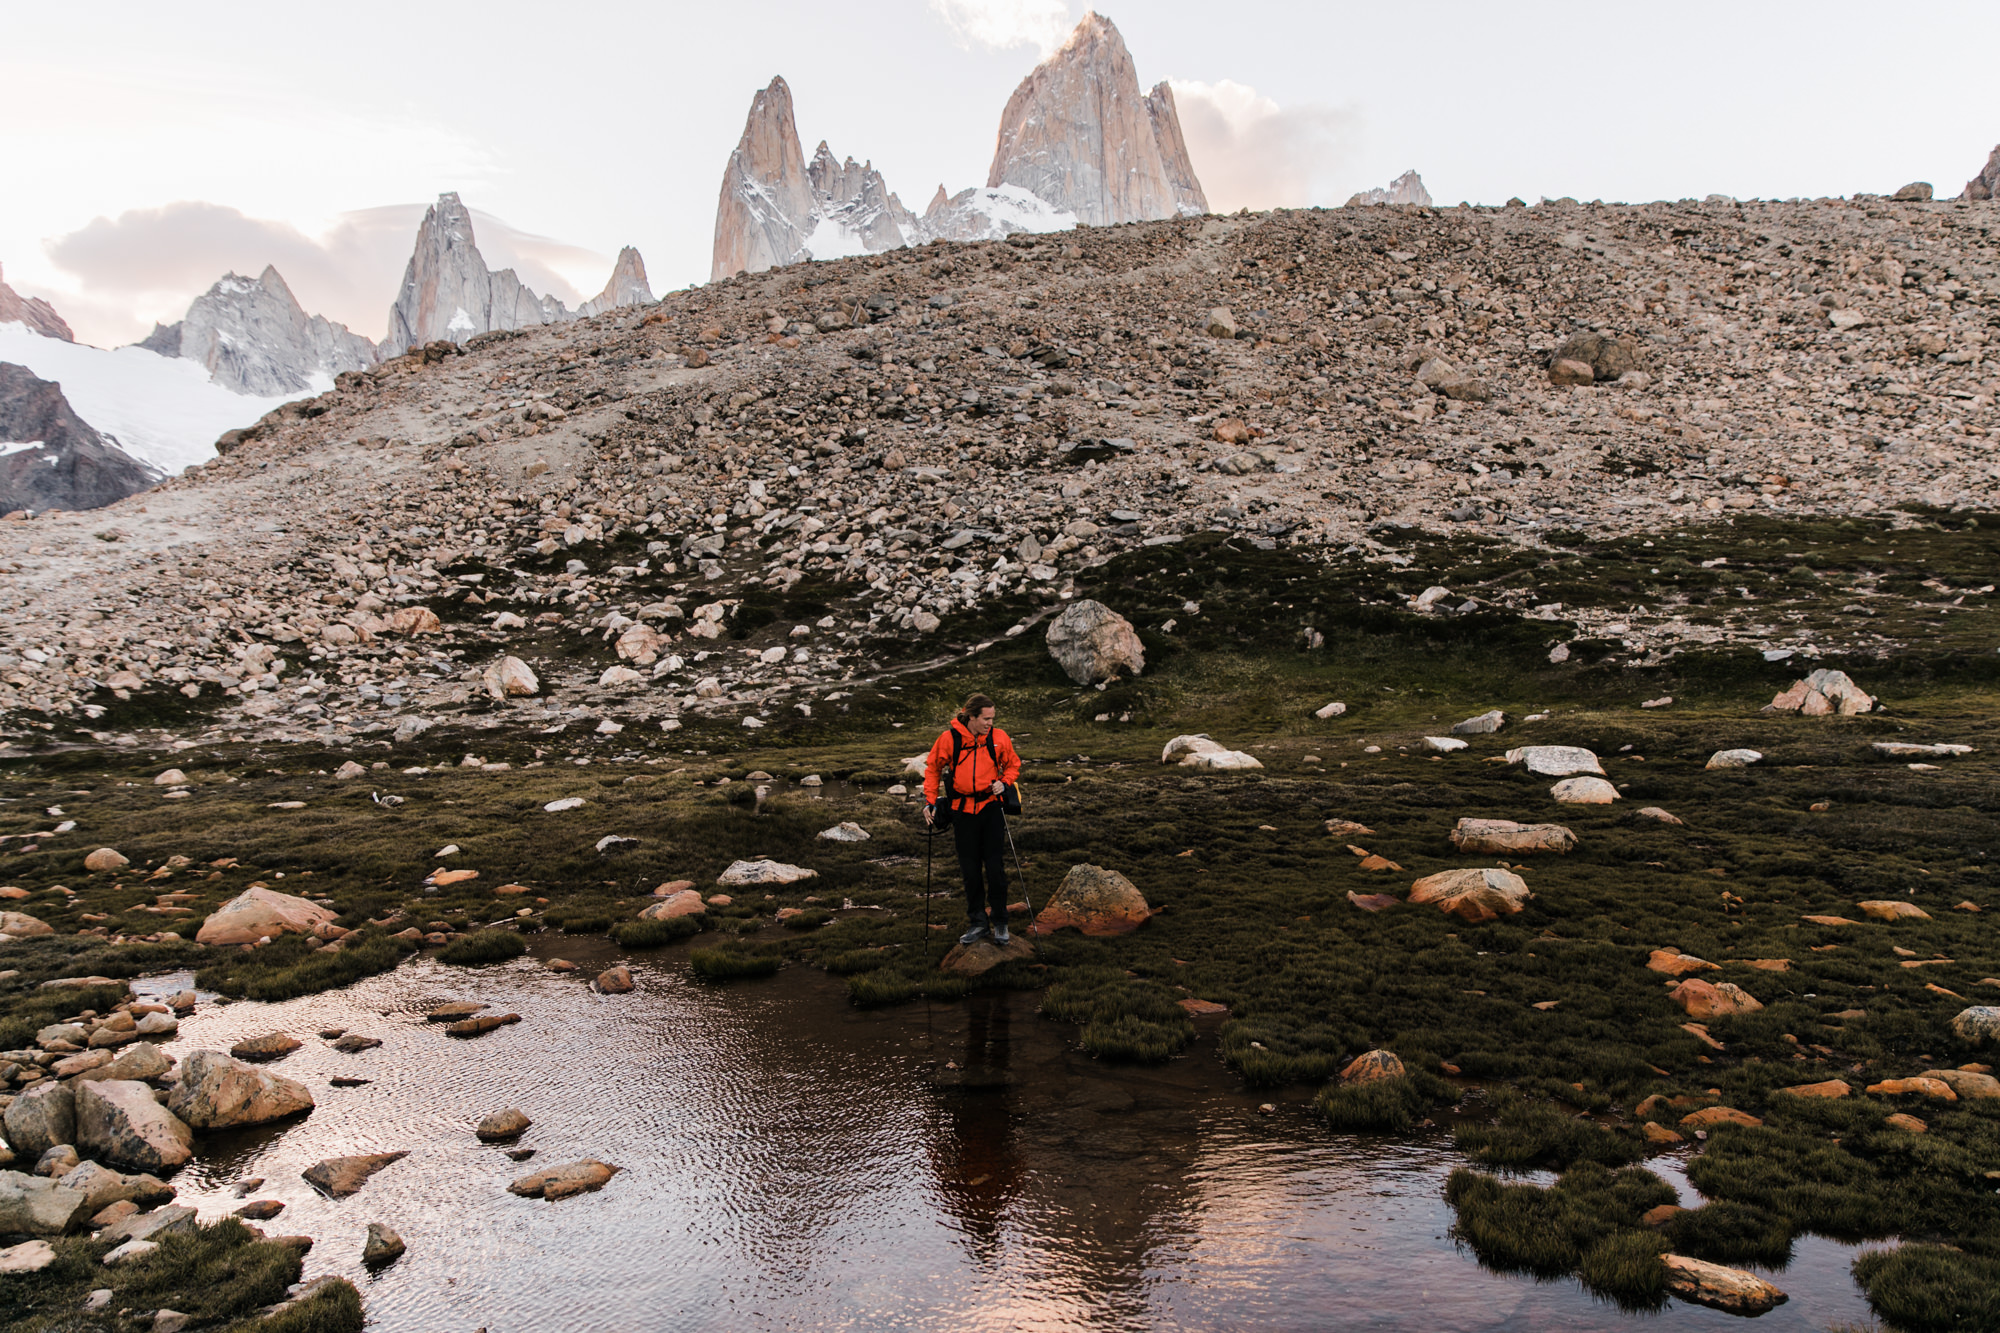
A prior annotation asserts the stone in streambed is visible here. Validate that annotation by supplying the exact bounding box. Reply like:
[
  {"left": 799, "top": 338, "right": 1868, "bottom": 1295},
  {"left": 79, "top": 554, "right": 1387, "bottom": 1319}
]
[
  {"left": 3, "top": 1082, "right": 75, "bottom": 1158},
  {"left": 1030, "top": 864, "right": 1156, "bottom": 936},
  {"left": 1339, "top": 1050, "right": 1405, "bottom": 1083},
  {"left": 303, "top": 1151, "right": 407, "bottom": 1198},
  {"left": 596, "top": 967, "right": 634, "bottom": 994},
  {"left": 939, "top": 935, "right": 1035, "bottom": 976},
  {"left": 1662, "top": 1254, "right": 1787, "bottom": 1314},
  {"left": 74, "top": 1080, "right": 191, "bottom": 1173},
  {"left": 56, "top": 1161, "right": 172, "bottom": 1214},
  {"left": 231, "top": 1032, "right": 302, "bottom": 1061},
  {"left": 424, "top": 1002, "right": 488, "bottom": 1022},
  {"left": 447, "top": 1012, "right": 521, "bottom": 1037},
  {"left": 331, "top": 1033, "right": 382, "bottom": 1053},
  {"left": 168, "top": 1050, "right": 314, "bottom": 1130},
  {"left": 639, "top": 891, "right": 707, "bottom": 919},
  {"left": 195, "top": 886, "right": 335, "bottom": 946},
  {"left": 476, "top": 1109, "right": 532, "bottom": 1141},
  {"left": 363, "top": 1222, "right": 405, "bottom": 1264},
  {"left": 508, "top": 1159, "right": 618, "bottom": 1200},
  {"left": 0, "top": 1170, "right": 92, "bottom": 1235}
]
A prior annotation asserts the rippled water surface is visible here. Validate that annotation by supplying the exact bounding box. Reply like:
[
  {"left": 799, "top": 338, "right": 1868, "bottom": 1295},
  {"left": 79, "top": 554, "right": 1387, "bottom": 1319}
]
[{"left": 138, "top": 945, "right": 1882, "bottom": 1332}]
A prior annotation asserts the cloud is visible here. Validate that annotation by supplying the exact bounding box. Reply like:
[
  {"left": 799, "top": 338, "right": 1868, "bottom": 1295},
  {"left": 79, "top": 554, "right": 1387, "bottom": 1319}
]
[
  {"left": 929, "top": 0, "right": 1075, "bottom": 55},
  {"left": 1170, "top": 79, "right": 1360, "bottom": 213},
  {"left": 42, "top": 201, "right": 607, "bottom": 348}
]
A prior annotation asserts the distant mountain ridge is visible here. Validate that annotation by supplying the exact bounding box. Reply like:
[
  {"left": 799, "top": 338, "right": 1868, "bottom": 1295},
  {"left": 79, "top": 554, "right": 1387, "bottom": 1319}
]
[
  {"left": 0, "top": 362, "right": 158, "bottom": 514},
  {"left": 0, "top": 263, "right": 73, "bottom": 342},
  {"left": 136, "top": 266, "right": 379, "bottom": 395},
  {"left": 711, "top": 12, "right": 1201, "bottom": 281}
]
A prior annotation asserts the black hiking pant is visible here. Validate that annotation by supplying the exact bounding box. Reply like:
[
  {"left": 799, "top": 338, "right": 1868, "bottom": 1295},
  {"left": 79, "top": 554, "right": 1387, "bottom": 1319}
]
[{"left": 953, "top": 800, "right": 1009, "bottom": 925}]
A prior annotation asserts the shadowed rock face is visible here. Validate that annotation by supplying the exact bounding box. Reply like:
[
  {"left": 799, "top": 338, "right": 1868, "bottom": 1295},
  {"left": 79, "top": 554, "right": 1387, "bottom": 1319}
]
[
  {"left": 1963, "top": 145, "right": 2000, "bottom": 201},
  {"left": 579, "top": 247, "right": 655, "bottom": 319},
  {"left": 987, "top": 13, "right": 1201, "bottom": 226},
  {"left": 712, "top": 77, "right": 818, "bottom": 282},
  {"left": 0, "top": 263, "right": 72, "bottom": 341},
  {"left": 0, "top": 362, "right": 157, "bottom": 513}
]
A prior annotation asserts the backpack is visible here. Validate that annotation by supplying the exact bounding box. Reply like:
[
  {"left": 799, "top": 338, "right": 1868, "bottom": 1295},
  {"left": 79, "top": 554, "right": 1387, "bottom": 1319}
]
[{"left": 940, "top": 725, "right": 1022, "bottom": 819}]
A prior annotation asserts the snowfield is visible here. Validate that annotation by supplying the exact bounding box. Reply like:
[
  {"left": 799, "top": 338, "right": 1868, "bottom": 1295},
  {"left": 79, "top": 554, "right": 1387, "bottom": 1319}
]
[{"left": 0, "top": 321, "right": 317, "bottom": 475}]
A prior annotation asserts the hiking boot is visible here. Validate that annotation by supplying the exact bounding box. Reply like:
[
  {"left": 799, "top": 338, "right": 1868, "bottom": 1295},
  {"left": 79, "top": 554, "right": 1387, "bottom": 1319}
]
[
  {"left": 959, "top": 924, "right": 989, "bottom": 945},
  {"left": 991, "top": 923, "right": 1011, "bottom": 945}
]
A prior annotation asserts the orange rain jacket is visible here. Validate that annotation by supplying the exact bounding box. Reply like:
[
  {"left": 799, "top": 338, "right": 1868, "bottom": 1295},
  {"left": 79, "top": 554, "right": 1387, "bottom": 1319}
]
[{"left": 922, "top": 718, "right": 1022, "bottom": 815}]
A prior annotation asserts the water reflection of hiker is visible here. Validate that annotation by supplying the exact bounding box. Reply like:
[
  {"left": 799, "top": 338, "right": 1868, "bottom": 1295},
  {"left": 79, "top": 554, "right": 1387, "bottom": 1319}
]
[{"left": 923, "top": 693, "right": 1022, "bottom": 946}]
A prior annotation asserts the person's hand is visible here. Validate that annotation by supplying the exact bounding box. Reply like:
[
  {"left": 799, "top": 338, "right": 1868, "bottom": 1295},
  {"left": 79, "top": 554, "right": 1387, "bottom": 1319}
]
[
  {"left": 990, "top": 780, "right": 1005, "bottom": 795},
  {"left": 923, "top": 803, "right": 936, "bottom": 825}
]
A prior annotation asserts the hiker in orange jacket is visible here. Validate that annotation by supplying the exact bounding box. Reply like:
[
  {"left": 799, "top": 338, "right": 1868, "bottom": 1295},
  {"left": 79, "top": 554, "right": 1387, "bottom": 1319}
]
[{"left": 924, "top": 692, "right": 1022, "bottom": 945}]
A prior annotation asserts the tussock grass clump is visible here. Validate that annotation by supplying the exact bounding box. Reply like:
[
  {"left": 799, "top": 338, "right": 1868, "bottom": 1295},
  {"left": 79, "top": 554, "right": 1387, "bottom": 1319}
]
[
  {"left": 2, "top": 1219, "right": 312, "bottom": 1333},
  {"left": 1660, "top": 1201, "right": 1794, "bottom": 1267},
  {"left": 1043, "top": 966, "right": 1193, "bottom": 1065},
  {"left": 1218, "top": 1022, "right": 1352, "bottom": 1088},
  {"left": 845, "top": 961, "right": 969, "bottom": 1006},
  {"left": 557, "top": 915, "right": 612, "bottom": 935},
  {"left": 197, "top": 933, "right": 414, "bottom": 1002},
  {"left": 690, "top": 947, "right": 781, "bottom": 980},
  {"left": 223, "top": 1276, "right": 364, "bottom": 1333},
  {"left": 824, "top": 947, "right": 893, "bottom": 975},
  {"left": 611, "top": 916, "right": 701, "bottom": 948},
  {"left": 780, "top": 908, "right": 831, "bottom": 930},
  {"left": 1852, "top": 1245, "right": 2000, "bottom": 1333},
  {"left": 0, "top": 982, "right": 127, "bottom": 1049},
  {"left": 437, "top": 929, "right": 528, "bottom": 966},
  {"left": 1446, "top": 1163, "right": 1675, "bottom": 1307},
  {"left": 1454, "top": 1092, "right": 1645, "bottom": 1170},
  {"left": 1317, "top": 1076, "right": 1427, "bottom": 1133}
]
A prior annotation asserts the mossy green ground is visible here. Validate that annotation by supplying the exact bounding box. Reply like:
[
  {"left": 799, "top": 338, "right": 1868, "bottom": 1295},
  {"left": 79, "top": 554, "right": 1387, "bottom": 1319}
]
[{"left": 3, "top": 514, "right": 1997, "bottom": 1326}]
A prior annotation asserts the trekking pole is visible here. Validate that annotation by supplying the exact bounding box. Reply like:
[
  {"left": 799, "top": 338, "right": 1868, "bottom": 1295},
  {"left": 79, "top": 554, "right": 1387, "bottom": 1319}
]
[
  {"left": 924, "top": 809, "right": 933, "bottom": 940},
  {"left": 1000, "top": 810, "right": 1034, "bottom": 922}
]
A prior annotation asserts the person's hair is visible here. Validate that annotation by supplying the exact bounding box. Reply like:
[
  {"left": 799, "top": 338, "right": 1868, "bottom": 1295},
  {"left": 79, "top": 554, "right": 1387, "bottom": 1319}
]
[{"left": 956, "top": 693, "right": 996, "bottom": 723}]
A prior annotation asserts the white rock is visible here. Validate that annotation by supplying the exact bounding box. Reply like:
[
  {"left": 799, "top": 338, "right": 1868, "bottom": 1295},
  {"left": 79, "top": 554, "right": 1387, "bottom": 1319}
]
[
  {"left": 0, "top": 1238, "right": 55, "bottom": 1273},
  {"left": 102, "top": 1239, "right": 158, "bottom": 1267},
  {"left": 543, "top": 797, "right": 585, "bottom": 813},
  {"left": 1425, "top": 736, "right": 1468, "bottom": 753},
  {"left": 152, "top": 769, "right": 187, "bottom": 786},
  {"left": 1180, "top": 749, "right": 1263, "bottom": 771},
  {"left": 333, "top": 760, "right": 366, "bottom": 780},
  {"left": 1161, "top": 734, "right": 1226, "bottom": 763},
  {"left": 1872, "top": 742, "right": 1973, "bottom": 758},
  {"left": 1314, "top": 701, "right": 1347, "bottom": 719},
  {"left": 598, "top": 665, "right": 643, "bottom": 687},
  {"left": 717, "top": 859, "right": 818, "bottom": 886},
  {"left": 1706, "top": 749, "right": 1764, "bottom": 769},
  {"left": 1551, "top": 777, "right": 1619, "bottom": 804},
  {"left": 817, "top": 822, "right": 870, "bottom": 842},
  {"left": 1505, "top": 745, "right": 1605, "bottom": 777}
]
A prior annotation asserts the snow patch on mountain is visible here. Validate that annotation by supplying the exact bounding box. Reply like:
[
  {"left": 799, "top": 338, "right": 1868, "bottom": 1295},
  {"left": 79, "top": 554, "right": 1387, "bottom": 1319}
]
[{"left": 0, "top": 322, "right": 309, "bottom": 475}]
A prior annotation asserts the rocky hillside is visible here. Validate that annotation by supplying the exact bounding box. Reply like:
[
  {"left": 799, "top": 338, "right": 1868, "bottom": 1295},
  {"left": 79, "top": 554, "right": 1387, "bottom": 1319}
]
[
  {"left": 1, "top": 191, "right": 1996, "bottom": 741},
  {"left": 0, "top": 262, "right": 72, "bottom": 342},
  {"left": 136, "top": 265, "right": 379, "bottom": 395},
  {"left": 0, "top": 363, "right": 158, "bottom": 513}
]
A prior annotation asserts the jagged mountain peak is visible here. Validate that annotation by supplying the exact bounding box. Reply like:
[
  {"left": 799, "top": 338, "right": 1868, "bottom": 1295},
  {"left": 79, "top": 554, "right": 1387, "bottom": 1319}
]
[
  {"left": 157, "top": 265, "right": 378, "bottom": 396},
  {"left": 0, "top": 263, "right": 75, "bottom": 343}
]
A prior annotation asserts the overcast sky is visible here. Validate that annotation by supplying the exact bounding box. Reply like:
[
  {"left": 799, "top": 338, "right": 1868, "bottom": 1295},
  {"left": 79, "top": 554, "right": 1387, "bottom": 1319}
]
[{"left": 7, "top": 0, "right": 1998, "bottom": 347}]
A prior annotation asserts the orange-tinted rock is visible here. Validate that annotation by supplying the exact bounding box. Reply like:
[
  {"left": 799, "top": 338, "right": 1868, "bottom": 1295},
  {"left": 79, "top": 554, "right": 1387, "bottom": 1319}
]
[
  {"left": 1803, "top": 914, "right": 1859, "bottom": 926},
  {"left": 446, "top": 1013, "right": 521, "bottom": 1038},
  {"left": 1662, "top": 1254, "right": 1788, "bottom": 1314},
  {"left": 1884, "top": 1112, "right": 1928, "bottom": 1133},
  {"left": 1640, "top": 1204, "right": 1684, "bottom": 1227},
  {"left": 1647, "top": 949, "right": 1718, "bottom": 976},
  {"left": 196, "top": 887, "right": 336, "bottom": 946},
  {"left": 1449, "top": 818, "right": 1578, "bottom": 855},
  {"left": 303, "top": 1151, "right": 406, "bottom": 1198},
  {"left": 595, "top": 967, "right": 634, "bottom": 994},
  {"left": 1339, "top": 1050, "right": 1405, "bottom": 1084},
  {"left": 639, "top": 891, "right": 706, "bottom": 920},
  {"left": 1737, "top": 958, "right": 1792, "bottom": 971},
  {"left": 1346, "top": 891, "right": 1399, "bottom": 912},
  {"left": 1178, "top": 998, "right": 1228, "bottom": 1016},
  {"left": 1777, "top": 1079, "right": 1851, "bottom": 1099},
  {"left": 1408, "top": 868, "right": 1531, "bottom": 923},
  {"left": 1642, "top": 1121, "right": 1685, "bottom": 1146},
  {"left": 1867, "top": 1077, "right": 1956, "bottom": 1101},
  {"left": 654, "top": 879, "right": 697, "bottom": 896},
  {"left": 1670, "top": 979, "right": 1763, "bottom": 1018},
  {"left": 1858, "top": 900, "right": 1932, "bottom": 922},
  {"left": 492, "top": 883, "right": 531, "bottom": 895},
  {"left": 1679, "top": 1105, "right": 1762, "bottom": 1129},
  {"left": 1031, "top": 864, "right": 1155, "bottom": 936},
  {"left": 1356, "top": 854, "right": 1401, "bottom": 872},
  {"left": 939, "top": 936, "right": 1035, "bottom": 977},
  {"left": 428, "top": 869, "right": 478, "bottom": 887}
]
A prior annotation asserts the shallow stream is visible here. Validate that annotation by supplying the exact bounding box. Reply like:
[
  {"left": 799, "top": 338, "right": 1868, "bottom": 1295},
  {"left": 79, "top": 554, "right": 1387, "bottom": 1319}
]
[{"left": 135, "top": 944, "right": 1882, "bottom": 1332}]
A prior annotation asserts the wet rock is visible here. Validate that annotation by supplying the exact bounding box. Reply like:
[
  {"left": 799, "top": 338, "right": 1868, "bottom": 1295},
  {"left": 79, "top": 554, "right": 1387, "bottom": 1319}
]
[
  {"left": 1451, "top": 710, "right": 1507, "bottom": 736},
  {"left": 0, "top": 1170, "right": 91, "bottom": 1235},
  {"left": 330, "top": 1034, "right": 382, "bottom": 1053},
  {"left": 1765, "top": 668, "right": 1874, "bottom": 716},
  {"left": 476, "top": 1109, "right": 532, "bottom": 1141},
  {"left": 1409, "top": 868, "right": 1532, "bottom": 923},
  {"left": 508, "top": 1159, "right": 619, "bottom": 1200},
  {"left": 0, "top": 910, "right": 54, "bottom": 938},
  {"left": 1662, "top": 1254, "right": 1787, "bottom": 1314},
  {"left": 168, "top": 1050, "right": 314, "bottom": 1130},
  {"left": 1867, "top": 1077, "right": 1956, "bottom": 1101},
  {"left": 1647, "top": 949, "right": 1719, "bottom": 977},
  {"left": 58, "top": 1161, "right": 171, "bottom": 1214},
  {"left": 639, "top": 890, "right": 707, "bottom": 919},
  {"left": 0, "top": 1238, "right": 56, "bottom": 1273},
  {"left": 1642, "top": 1122, "right": 1685, "bottom": 1146},
  {"left": 424, "top": 1002, "right": 488, "bottom": 1022},
  {"left": 1046, "top": 599, "right": 1144, "bottom": 685},
  {"left": 83, "top": 848, "right": 129, "bottom": 873},
  {"left": 1858, "top": 899, "right": 1931, "bottom": 922},
  {"left": 446, "top": 1013, "right": 522, "bottom": 1038},
  {"left": 363, "top": 1222, "right": 405, "bottom": 1264},
  {"left": 1505, "top": 745, "right": 1603, "bottom": 777},
  {"left": 717, "top": 858, "right": 817, "bottom": 886},
  {"left": 1449, "top": 818, "right": 1576, "bottom": 855},
  {"left": 596, "top": 966, "right": 634, "bottom": 994},
  {"left": 939, "top": 935, "right": 1036, "bottom": 976},
  {"left": 235, "top": 1199, "right": 285, "bottom": 1220},
  {"left": 1339, "top": 1050, "right": 1405, "bottom": 1083},
  {"left": 1551, "top": 777, "right": 1618, "bottom": 804},
  {"left": 1031, "top": 863, "right": 1156, "bottom": 936},
  {"left": 1705, "top": 749, "right": 1763, "bottom": 769},
  {"left": 195, "top": 887, "right": 336, "bottom": 946},
  {"left": 1951, "top": 1007, "right": 2000, "bottom": 1045},
  {"left": 4, "top": 1082, "right": 77, "bottom": 1157},
  {"left": 1670, "top": 979, "right": 1763, "bottom": 1018},
  {"left": 231, "top": 1032, "right": 303, "bottom": 1061},
  {"left": 303, "top": 1151, "right": 407, "bottom": 1198},
  {"left": 75, "top": 1081, "right": 192, "bottom": 1173},
  {"left": 1776, "top": 1079, "right": 1851, "bottom": 1099}
]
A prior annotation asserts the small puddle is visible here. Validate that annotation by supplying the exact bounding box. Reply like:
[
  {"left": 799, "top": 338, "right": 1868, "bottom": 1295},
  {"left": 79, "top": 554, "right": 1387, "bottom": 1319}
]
[{"left": 144, "top": 946, "right": 1884, "bottom": 1332}]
